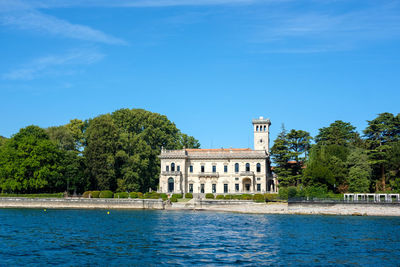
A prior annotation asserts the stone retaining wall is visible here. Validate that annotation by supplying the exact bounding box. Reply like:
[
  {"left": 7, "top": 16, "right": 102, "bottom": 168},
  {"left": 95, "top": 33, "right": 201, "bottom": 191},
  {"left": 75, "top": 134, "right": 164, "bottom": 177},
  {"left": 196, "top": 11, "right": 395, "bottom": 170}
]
[
  {"left": 1, "top": 198, "right": 400, "bottom": 216},
  {"left": 0, "top": 197, "right": 164, "bottom": 210}
]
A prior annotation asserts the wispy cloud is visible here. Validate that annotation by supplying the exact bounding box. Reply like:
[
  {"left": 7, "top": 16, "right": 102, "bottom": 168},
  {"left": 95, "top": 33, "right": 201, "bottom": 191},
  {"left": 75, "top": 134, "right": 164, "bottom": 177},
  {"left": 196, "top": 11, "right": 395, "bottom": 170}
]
[
  {"left": 2, "top": 49, "right": 105, "bottom": 80},
  {"left": 0, "top": 0, "right": 126, "bottom": 45},
  {"left": 248, "top": 1, "right": 400, "bottom": 53}
]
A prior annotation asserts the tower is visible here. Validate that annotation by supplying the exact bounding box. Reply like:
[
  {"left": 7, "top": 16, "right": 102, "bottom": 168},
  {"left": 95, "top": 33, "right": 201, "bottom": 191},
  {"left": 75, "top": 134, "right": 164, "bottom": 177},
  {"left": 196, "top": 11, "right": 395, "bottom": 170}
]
[{"left": 252, "top": 116, "right": 271, "bottom": 151}]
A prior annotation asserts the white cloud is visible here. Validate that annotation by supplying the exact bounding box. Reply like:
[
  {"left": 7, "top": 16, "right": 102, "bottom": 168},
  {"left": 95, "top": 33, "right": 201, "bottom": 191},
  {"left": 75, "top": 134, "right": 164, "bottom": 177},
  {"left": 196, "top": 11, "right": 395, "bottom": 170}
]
[
  {"left": 2, "top": 49, "right": 105, "bottom": 80},
  {"left": 0, "top": 0, "right": 126, "bottom": 45}
]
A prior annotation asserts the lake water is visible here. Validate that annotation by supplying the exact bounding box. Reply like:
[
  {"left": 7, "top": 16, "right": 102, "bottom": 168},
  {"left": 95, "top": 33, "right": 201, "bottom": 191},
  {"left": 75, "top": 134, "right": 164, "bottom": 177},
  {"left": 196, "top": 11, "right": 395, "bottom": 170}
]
[{"left": 0, "top": 209, "right": 400, "bottom": 266}]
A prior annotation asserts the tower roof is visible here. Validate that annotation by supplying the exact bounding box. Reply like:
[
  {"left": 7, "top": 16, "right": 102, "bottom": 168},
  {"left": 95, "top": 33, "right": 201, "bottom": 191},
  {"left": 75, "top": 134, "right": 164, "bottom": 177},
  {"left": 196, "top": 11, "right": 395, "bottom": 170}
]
[{"left": 252, "top": 116, "right": 271, "bottom": 125}]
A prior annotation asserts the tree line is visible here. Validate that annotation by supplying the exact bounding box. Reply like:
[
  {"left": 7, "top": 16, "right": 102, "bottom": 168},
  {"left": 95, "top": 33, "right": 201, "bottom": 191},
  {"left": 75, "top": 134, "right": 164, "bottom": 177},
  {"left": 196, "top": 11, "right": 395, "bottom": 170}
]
[
  {"left": 0, "top": 108, "right": 200, "bottom": 194},
  {"left": 271, "top": 112, "right": 400, "bottom": 193}
]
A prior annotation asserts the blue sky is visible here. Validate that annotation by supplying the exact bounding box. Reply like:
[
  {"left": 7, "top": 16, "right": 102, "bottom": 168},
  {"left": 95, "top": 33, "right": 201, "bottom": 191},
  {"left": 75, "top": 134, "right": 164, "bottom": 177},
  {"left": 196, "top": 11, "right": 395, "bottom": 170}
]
[{"left": 1, "top": 0, "right": 399, "bottom": 149}]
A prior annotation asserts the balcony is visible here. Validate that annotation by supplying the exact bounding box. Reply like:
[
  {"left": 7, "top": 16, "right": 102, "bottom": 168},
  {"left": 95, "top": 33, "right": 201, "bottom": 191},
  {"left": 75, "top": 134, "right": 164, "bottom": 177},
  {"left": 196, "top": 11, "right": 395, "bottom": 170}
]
[
  {"left": 240, "top": 171, "right": 254, "bottom": 176},
  {"left": 198, "top": 172, "right": 219, "bottom": 178},
  {"left": 161, "top": 171, "right": 182, "bottom": 176}
]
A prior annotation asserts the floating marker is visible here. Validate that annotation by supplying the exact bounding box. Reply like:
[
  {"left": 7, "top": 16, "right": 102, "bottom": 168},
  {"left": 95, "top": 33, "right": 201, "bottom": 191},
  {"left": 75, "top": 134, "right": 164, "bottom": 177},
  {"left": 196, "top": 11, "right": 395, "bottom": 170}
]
[
  {"left": 107, "top": 211, "right": 110, "bottom": 215},
  {"left": 44, "top": 209, "right": 46, "bottom": 212}
]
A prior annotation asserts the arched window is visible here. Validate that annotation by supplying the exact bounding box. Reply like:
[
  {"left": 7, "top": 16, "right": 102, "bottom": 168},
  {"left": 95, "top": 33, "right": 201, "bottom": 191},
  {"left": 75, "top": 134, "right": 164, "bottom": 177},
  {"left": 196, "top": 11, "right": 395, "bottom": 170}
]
[
  {"left": 256, "top": 163, "right": 261, "bottom": 173},
  {"left": 235, "top": 163, "right": 239, "bottom": 173},
  {"left": 256, "top": 126, "right": 259, "bottom": 132},
  {"left": 264, "top": 125, "right": 266, "bottom": 132},
  {"left": 246, "top": 163, "right": 250, "bottom": 172},
  {"left": 166, "top": 165, "right": 169, "bottom": 172},
  {"left": 171, "top": 163, "right": 175, "bottom": 172},
  {"left": 168, "top": 177, "right": 174, "bottom": 192}
]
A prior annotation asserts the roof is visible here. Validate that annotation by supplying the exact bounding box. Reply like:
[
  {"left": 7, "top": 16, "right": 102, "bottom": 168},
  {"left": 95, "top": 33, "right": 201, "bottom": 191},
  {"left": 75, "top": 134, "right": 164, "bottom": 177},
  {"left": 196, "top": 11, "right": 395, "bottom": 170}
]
[
  {"left": 159, "top": 148, "right": 268, "bottom": 160},
  {"left": 185, "top": 148, "right": 252, "bottom": 153}
]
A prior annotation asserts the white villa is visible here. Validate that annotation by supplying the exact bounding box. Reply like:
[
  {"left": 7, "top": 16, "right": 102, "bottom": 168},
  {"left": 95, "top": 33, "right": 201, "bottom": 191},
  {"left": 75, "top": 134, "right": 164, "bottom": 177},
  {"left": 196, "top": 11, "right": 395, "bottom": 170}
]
[{"left": 158, "top": 116, "right": 278, "bottom": 195}]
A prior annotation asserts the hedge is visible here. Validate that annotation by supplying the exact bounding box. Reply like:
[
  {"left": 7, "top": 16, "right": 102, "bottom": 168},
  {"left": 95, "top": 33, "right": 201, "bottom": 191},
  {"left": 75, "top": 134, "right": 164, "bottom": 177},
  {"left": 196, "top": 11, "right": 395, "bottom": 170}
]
[
  {"left": 170, "top": 196, "right": 178, "bottom": 202},
  {"left": 99, "top": 190, "right": 113, "bottom": 198},
  {"left": 0, "top": 193, "right": 64, "bottom": 198},
  {"left": 185, "top": 193, "right": 193, "bottom": 199},
  {"left": 91, "top": 191, "right": 100, "bottom": 198},
  {"left": 253, "top": 194, "right": 265, "bottom": 202},
  {"left": 216, "top": 195, "right": 224, "bottom": 199},
  {"left": 205, "top": 193, "right": 214, "bottom": 199},
  {"left": 160, "top": 193, "right": 168, "bottom": 201},
  {"left": 264, "top": 193, "right": 278, "bottom": 202},
  {"left": 143, "top": 192, "right": 160, "bottom": 199},
  {"left": 129, "top": 192, "right": 143, "bottom": 198},
  {"left": 172, "top": 194, "right": 183, "bottom": 199},
  {"left": 114, "top": 192, "right": 129, "bottom": 198},
  {"left": 241, "top": 194, "right": 253, "bottom": 200},
  {"left": 224, "top": 195, "right": 234, "bottom": 200}
]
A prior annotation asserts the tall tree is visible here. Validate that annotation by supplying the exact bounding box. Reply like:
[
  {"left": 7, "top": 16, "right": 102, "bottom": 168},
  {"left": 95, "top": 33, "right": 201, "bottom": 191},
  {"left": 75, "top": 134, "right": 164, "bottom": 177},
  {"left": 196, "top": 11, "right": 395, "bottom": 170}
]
[
  {"left": 346, "top": 148, "right": 371, "bottom": 193},
  {"left": 364, "top": 112, "right": 400, "bottom": 191},
  {"left": 315, "top": 120, "right": 361, "bottom": 147},
  {"left": 271, "top": 126, "right": 311, "bottom": 186},
  {"left": 85, "top": 114, "right": 118, "bottom": 191}
]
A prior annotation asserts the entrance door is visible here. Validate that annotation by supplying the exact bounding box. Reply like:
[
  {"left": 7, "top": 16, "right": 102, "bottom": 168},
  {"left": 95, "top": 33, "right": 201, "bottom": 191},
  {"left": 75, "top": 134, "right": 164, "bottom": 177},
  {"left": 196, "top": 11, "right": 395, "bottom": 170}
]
[
  {"left": 168, "top": 177, "right": 174, "bottom": 192},
  {"left": 242, "top": 178, "right": 251, "bottom": 192}
]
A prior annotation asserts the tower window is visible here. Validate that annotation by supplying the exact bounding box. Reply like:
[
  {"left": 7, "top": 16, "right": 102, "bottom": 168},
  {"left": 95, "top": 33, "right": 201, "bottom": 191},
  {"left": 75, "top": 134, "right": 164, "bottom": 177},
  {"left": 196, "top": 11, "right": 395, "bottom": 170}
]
[
  {"left": 264, "top": 125, "right": 266, "bottom": 132},
  {"left": 256, "top": 126, "right": 259, "bottom": 131}
]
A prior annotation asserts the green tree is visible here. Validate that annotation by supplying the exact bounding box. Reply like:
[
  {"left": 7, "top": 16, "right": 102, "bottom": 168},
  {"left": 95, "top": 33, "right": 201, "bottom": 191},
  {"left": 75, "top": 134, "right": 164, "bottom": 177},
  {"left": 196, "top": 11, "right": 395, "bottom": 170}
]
[
  {"left": 85, "top": 114, "right": 118, "bottom": 191},
  {"left": 315, "top": 120, "right": 361, "bottom": 147},
  {"left": 364, "top": 112, "right": 400, "bottom": 191},
  {"left": 346, "top": 148, "right": 371, "bottom": 192},
  {"left": 0, "top": 126, "right": 63, "bottom": 193},
  {"left": 271, "top": 126, "right": 311, "bottom": 186}
]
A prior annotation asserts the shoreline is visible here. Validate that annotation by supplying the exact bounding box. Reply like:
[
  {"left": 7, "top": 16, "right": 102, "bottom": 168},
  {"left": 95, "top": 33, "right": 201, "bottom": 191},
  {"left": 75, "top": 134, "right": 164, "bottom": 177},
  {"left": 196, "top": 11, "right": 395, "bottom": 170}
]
[{"left": 1, "top": 197, "right": 400, "bottom": 216}]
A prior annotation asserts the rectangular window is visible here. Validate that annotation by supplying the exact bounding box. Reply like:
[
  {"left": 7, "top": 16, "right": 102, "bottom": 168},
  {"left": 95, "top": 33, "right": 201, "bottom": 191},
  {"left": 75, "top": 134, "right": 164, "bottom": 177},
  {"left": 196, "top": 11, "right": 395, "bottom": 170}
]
[
  {"left": 201, "top": 184, "right": 205, "bottom": 193},
  {"left": 201, "top": 166, "right": 205, "bottom": 173},
  {"left": 189, "top": 165, "right": 193, "bottom": 173},
  {"left": 212, "top": 165, "right": 216, "bottom": 173},
  {"left": 177, "top": 166, "right": 180, "bottom": 172},
  {"left": 189, "top": 184, "right": 193, "bottom": 193},
  {"left": 166, "top": 166, "right": 169, "bottom": 172},
  {"left": 224, "top": 184, "right": 228, "bottom": 193},
  {"left": 212, "top": 184, "right": 216, "bottom": 193},
  {"left": 235, "top": 184, "right": 239, "bottom": 192},
  {"left": 257, "top": 184, "right": 261, "bottom": 191},
  {"left": 224, "top": 165, "right": 228, "bottom": 173}
]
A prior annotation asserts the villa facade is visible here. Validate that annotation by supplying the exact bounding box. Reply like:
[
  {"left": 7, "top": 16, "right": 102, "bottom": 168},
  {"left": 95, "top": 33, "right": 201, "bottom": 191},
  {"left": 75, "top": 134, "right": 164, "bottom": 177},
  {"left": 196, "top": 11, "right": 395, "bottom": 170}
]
[{"left": 158, "top": 116, "right": 278, "bottom": 194}]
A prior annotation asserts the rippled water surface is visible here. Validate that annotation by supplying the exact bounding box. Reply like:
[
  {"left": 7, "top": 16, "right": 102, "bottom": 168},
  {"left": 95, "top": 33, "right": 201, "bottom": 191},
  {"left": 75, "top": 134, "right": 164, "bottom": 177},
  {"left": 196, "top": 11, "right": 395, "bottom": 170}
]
[{"left": 1, "top": 209, "right": 400, "bottom": 266}]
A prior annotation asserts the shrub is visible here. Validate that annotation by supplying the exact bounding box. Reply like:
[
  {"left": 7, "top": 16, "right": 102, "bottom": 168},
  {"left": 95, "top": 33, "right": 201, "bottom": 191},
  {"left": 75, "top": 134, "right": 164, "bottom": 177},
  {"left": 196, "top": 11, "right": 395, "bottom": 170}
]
[
  {"left": 253, "top": 194, "right": 265, "bottom": 202},
  {"left": 172, "top": 194, "right": 183, "bottom": 199},
  {"left": 82, "top": 191, "right": 91, "bottom": 198},
  {"left": 288, "top": 187, "right": 298, "bottom": 199},
  {"left": 99, "top": 190, "right": 113, "bottom": 198},
  {"left": 264, "top": 193, "right": 278, "bottom": 202},
  {"left": 241, "top": 194, "right": 253, "bottom": 200},
  {"left": 114, "top": 192, "right": 128, "bottom": 198},
  {"left": 160, "top": 193, "right": 168, "bottom": 201},
  {"left": 129, "top": 192, "right": 139, "bottom": 198},
  {"left": 224, "top": 195, "right": 234, "bottom": 200},
  {"left": 205, "top": 193, "right": 214, "bottom": 199},
  {"left": 91, "top": 191, "right": 100, "bottom": 198},
  {"left": 233, "top": 194, "right": 242, "bottom": 200},
  {"left": 144, "top": 192, "right": 160, "bottom": 199},
  {"left": 216, "top": 195, "right": 224, "bottom": 200},
  {"left": 304, "top": 186, "right": 328, "bottom": 199},
  {"left": 185, "top": 193, "right": 193, "bottom": 199},
  {"left": 170, "top": 196, "right": 178, "bottom": 202}
]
